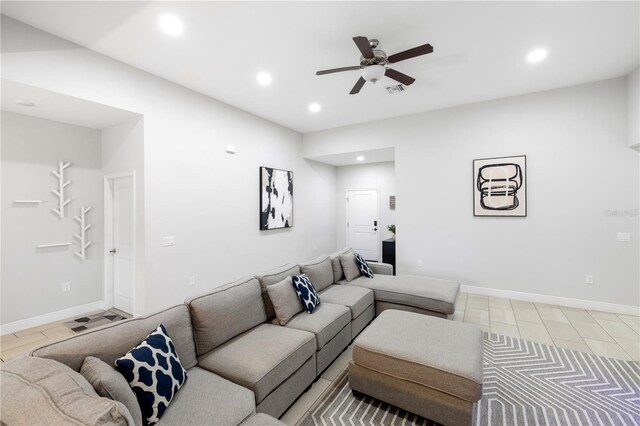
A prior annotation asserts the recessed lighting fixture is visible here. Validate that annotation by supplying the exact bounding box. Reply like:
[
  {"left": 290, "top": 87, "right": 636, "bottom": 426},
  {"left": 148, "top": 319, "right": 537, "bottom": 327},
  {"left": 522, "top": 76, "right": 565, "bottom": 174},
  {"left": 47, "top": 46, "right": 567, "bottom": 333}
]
[
  {"left": 356, "top": 156, "right": 364, "bottom": 162},
  {"left": 308, "top": 103, "right": 321, "bottom": 113},
  {"left": 526, "top": 48, "right": 547, "bottom": 63},
  {"left": 256, "top": 72, "right": 272, "bottom": 86},
  {"left": 16, "top": 100, "right": 35, "bottom": 107},
  {"left": 159, "top": 14, "right": 183, "bottom": 36}
]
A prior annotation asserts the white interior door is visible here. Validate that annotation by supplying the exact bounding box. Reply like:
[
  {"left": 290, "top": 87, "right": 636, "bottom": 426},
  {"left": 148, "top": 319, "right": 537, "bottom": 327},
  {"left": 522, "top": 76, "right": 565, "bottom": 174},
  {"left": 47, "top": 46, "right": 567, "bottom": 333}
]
[
  {"left": 108, "top": 176, "right": 134, "bottom": 314},
  {"left": 347, "top": 189, "right": 379, "bottom": 261}
]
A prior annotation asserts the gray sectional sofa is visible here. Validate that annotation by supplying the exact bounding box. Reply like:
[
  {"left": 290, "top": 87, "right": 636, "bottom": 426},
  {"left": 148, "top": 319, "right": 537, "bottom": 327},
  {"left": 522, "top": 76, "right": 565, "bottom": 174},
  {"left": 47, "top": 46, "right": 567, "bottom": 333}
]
[{"left": 0, "top": 247, "right": 460, "bottom": 425}]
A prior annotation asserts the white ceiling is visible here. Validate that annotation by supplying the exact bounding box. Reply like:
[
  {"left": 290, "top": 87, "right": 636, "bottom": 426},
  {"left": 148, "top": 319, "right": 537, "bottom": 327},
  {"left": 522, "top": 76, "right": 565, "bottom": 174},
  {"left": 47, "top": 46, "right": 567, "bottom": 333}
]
[
  {"left": 310, "top": 147, "right": 395, "bottom": 167},
  {"left": 1, "top": 1, "right": 638, "bottom": 133},
  {"left": 1, "top": 80, "right": 140, "bottom": 129}
]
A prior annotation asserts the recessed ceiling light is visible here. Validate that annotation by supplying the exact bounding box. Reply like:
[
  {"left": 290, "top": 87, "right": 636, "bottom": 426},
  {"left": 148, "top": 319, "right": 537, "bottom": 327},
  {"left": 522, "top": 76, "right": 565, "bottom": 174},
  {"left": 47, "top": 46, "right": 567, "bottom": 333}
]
[
  {"left": 526, "top": 49, "right": 547, "bottom": 63},
  {"left": 16, "top": 100, "right": 35, "bottom": 107},
  {"left": 308, "top": 103, "right": 321, "bottom": 113},
  {"left": 356, "top": 156, "right": 364, "bottom": 162},
  {"left": 159, "top": 14, "right": 183, "bottom": 36},
  {"left": 256, "top": 72, "right": 272, "bottom": 86}
]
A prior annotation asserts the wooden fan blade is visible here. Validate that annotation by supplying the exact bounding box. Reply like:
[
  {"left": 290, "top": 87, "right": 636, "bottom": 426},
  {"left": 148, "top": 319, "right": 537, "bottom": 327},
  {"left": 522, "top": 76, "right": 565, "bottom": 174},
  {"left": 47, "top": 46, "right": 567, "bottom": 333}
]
[
  {"left": 316, "top": 66, "right": 361, "bottom": 76},
  {"left": 349, "top": 77, "right": 367, "bottom": 95},
  {"left": 353, "top": 36, "right": 374, "bottom": 59},
  {"left": 388, "top": 43, "right": 434, "bottom": 63},
  {"left": 385, "top": 68, "right": 416, "bottom": 85}
]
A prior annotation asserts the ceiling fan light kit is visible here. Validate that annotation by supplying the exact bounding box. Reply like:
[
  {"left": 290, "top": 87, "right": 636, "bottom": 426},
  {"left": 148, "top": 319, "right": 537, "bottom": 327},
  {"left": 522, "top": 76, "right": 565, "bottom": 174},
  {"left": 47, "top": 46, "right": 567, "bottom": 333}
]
[{"left": 316, "top": 36, "right": 433, "bottom": 95}]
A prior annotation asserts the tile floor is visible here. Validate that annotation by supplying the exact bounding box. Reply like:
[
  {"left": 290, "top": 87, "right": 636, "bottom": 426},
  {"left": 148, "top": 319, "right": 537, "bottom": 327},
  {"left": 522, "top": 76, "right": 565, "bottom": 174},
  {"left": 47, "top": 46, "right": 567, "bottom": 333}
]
[{"left": 1, "top": 294, "right": 638, "bottom": 425}]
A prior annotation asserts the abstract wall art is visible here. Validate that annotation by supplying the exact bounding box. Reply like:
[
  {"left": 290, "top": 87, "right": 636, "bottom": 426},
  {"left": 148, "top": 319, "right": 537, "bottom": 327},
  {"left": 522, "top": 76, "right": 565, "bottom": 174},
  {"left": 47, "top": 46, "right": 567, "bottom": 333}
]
[
  {"left": 260, "top": 166, "right": 293, "bottom": 230},
  {"left": 473, "top": 155, "right": 527, "bottom": 217}
]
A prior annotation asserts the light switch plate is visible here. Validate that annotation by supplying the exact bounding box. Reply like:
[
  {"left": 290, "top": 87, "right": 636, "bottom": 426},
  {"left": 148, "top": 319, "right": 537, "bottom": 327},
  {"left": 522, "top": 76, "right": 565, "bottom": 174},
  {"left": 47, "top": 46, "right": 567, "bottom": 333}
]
[
  {"left": 162, "top": 236, "right": 176, "bottom": 247},
  {"left": 617, "top": 232, "right": 631, "bottom": 242}
]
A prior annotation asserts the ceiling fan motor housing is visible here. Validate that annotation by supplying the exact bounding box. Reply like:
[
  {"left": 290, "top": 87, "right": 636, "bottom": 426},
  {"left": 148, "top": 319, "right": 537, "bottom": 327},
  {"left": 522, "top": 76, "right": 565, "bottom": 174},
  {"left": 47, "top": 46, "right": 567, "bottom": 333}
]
[{"left": 360, "top": 49, "right": 388, "bottom": 67}]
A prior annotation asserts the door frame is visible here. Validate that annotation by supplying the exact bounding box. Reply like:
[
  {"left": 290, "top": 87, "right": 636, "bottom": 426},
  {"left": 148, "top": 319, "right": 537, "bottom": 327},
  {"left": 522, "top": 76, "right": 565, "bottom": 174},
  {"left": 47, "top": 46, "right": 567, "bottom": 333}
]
[
  {"left": 345, "top": 188, "right": 380, "bottom": 261},
  {"left": 103, "top": 172, "right": 136, "bottom": 314}
]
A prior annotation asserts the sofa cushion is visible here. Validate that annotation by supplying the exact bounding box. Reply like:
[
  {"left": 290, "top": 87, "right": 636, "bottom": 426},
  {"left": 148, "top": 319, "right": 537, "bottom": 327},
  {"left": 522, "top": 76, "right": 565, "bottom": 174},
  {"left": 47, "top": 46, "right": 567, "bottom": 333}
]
[
  {"left": 186, "top": 277, "right": 267, "bottom": 355},
  {"left": 285, "top": 303, "right": 351, "bottom": 350},
  {"left": 31, "top": 305, "right": 197, "bottom": 372},
  {"left": 198, "top": 323, "right": 315, "bottom": 403},
  {"left": 157, "top": 367, "right": 255, "bottom": 426},
  {"left": 81, "top": 356, "right": 143, "bottom": 426},
  {"left": 115, "top": 325, "right": 187, "bottom": 425},
  {"left": 300, "top": 255, "right": 334, "bottom": 292},
  {"left": 292, "top": 274, "right": 321, "bottom": 314},
  {"left": 352, "top": 310, "right": 483, "bottom": 402},
  {"left": 0, "top": 356, "right": 134, "bottom": 426},
  {"left": 329, "top": 248, "right": 352, "bottom": 282},
  {"left": 319, "top": 285, "right": 374, "bottom": 319},
  {"left": 342, "top": 274, "right": 459, "bottom": 315},
  {"left": 266, "top": 276, "right": 303, "bottom": 326},
  {"left": 240, "top": 413, "right": 287, "bottom": 426},
  {"left": 256, "top": 263, "right": 301, "bottom": 319},
  {"left": 339, "top": 251, "right": 361, "bottom": 281}
]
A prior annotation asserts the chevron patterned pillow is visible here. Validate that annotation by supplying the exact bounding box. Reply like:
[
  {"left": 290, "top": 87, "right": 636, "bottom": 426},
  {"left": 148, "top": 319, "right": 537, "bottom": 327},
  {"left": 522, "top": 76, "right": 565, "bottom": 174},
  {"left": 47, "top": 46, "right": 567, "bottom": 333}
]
[{"left": 291, "top": 274, "right": 321, "bottom": 313}]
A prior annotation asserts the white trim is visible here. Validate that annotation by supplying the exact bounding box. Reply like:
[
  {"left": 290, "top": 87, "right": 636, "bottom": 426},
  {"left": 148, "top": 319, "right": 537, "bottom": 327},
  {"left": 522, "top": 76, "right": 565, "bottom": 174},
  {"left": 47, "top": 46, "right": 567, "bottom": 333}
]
[
  {"left": 0, "top": 301, "right": 106, "bottom": 335},
  {"left": 461, "top": 284, "right": 640, "bottom": 316}
]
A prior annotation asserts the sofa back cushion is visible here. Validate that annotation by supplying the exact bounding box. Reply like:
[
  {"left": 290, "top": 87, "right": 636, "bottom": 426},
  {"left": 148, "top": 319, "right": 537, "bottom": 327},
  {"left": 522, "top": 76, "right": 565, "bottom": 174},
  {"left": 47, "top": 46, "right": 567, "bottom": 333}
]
[
  {"left": 0, "top": 356, "right": 134, "bottom": 426},
  {"left": 300, "top": 255, "right": 334, "bottom": 292},
  {"left": 186, "top": 277, "right": 267, "bottom": 355},
  {"left": 31, "top": 305, "right": 197, "bottom": 372},
  {"left": 256, "top": 263, "right": 301, "bottom": 319},
  {"left": 330, "top": 248, "right": 352, "bottom": 282}
]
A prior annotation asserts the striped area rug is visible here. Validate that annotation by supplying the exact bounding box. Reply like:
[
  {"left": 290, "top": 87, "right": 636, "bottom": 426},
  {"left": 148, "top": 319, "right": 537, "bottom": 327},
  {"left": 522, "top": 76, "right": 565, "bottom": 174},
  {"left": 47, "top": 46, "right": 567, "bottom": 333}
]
[{"left": 299, "top": 333, "right": 640, "bottom": 426}]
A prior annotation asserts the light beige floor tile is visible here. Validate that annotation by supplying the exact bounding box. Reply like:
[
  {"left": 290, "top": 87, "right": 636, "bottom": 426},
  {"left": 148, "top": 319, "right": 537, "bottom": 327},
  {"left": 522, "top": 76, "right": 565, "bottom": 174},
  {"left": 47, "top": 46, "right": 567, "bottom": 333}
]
[
  {"left": 536, "top": 307, "right": 570, "bottom": 324},
  {"left": 1, "top": 340, "right": 44, "bottom": 361},
  {"left": 583, "top": 338, "right": 632, "bottom": 360},
  {"left": 42, "top": 326, "right": 74, "bottom": 339},
  {"left": 595, "top": 319, "right": 639, "bottom": 340},
  {"left": 281, "top": 378, "right": 331, "bottom": 426},
  {"left": 490, "top": 322, "right": 520, "bottom": 339},
  {"left": 552, "top": 339, "right": 592, "bottom": 353},
  {"left": 572, "top": 320, "right": 614, "bottom": 342},
  {"left": 613, "top": 337, "right": 640, "bottom": 361},
  {"left": 561, "top": 308, "right": 596, "bottom": 324},
  {"left": 543, "top": 320, "right": 583, "bottom": 343},
  {"left": 618, "top": 315, "right": 640, "bottom": 333},
  {"left": 518, "top": 322, "right": 553, "bottom": 345},
  {"left": 513, "top": 308, "right": 543, "bottom": 324},
  {"left": 489, "top": 297, "right": 512, "bottom": 310},
  {"left": 464, "top": 309, "right": 489, "bottom": 326},
  {"left": 321, "top": 347, "right": 352, "bottom": 381},
  {"left": 511, "top": 300, "right": 535, "bottom": 310},
  {"left": 489, "top": 308, "right": 516, "bottom": 325},
  {"left": 0, "top": 332, "right": 47, "bottom": 351},
  {"left": 588, "top": 311, "right": 622, "bottom": 322},
  {"left": 466, "top": 295, "right": 489, "bottom": 311},
  {"left": 14, "top": 321, "right": 65, "bottom": 338},
  {"left": 451, "top": 310, "right": 465, "bottom": 322},
  {"left": 534, "top": 302, "right": 562, "bottom": 310},
  {"left": 0, "top": 333, "right": 19, "bottom": 346}
]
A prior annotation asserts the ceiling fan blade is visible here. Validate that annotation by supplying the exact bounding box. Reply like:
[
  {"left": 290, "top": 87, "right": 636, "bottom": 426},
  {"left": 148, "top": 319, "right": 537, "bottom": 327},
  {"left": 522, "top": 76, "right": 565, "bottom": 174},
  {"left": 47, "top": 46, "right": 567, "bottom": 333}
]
[
  {"left": 316, "top": 66, "right": 362, "bottom": 76},
  {"left": 353, "top": 36, "right": 374, "bottom": 59},
  {"left": 388, "top": 43, "right": 434, "bottom": 63},
  {"left": 349, "top": 77, "right": 367, "bottom": 95},
  {"left": 385, "top": 68, "right": 416, "bottom": 85}
]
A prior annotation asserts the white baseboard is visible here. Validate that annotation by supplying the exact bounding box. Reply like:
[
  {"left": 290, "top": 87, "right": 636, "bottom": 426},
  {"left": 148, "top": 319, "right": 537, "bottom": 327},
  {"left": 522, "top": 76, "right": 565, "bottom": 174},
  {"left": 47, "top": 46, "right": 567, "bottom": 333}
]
[
  {"left": 0, "top": 301, "right": 106, "bottom": 335},
  {"left": 461, "top": 285, "right": 640, "bottom": 316}
]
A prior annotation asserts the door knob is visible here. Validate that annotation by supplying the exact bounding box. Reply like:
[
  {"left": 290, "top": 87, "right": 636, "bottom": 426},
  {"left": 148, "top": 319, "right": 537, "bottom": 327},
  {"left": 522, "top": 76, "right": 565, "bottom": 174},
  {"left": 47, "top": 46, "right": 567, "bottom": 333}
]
[
  {"left": 109, "top": 249, "right": 117, "bottom": 254},
  {"left": 373, "top": 228, "right": 378, "bottom": 231}
]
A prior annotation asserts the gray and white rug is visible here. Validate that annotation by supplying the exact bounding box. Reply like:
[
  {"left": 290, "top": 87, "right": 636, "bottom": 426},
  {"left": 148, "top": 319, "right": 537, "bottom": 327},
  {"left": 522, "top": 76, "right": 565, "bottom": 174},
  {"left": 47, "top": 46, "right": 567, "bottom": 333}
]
[
  {"left": 300, "top": 333, "right": 640, "bottom": 426},
  {"left": 63, "top": 310, "right": 126, "bottom": 333}
]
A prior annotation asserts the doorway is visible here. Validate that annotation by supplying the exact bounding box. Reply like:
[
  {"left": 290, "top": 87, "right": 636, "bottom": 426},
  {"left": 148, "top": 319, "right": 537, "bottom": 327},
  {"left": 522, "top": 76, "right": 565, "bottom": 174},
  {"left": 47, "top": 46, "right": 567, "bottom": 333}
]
[
  {"left": 346, "top": 189, "right": 379, "bottom": 261},
  {"left": 104, "top": 174, "right": 135, "bottom": 315}
]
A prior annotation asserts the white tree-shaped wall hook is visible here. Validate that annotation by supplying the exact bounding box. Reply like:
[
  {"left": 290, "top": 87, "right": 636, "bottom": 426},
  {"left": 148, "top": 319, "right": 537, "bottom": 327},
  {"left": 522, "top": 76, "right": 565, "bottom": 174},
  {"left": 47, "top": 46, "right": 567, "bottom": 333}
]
[
  {"left": 74, "top": 206, "right": 93, "bottom": 261},
  {"left": 51, "top": 161, "right": 71, "bottom": 218}
]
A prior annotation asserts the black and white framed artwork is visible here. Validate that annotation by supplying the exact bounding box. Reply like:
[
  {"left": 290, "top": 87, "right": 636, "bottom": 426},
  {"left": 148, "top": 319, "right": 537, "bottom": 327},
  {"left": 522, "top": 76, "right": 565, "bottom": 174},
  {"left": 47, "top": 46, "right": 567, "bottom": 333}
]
[
  {"left": 473, "top": 155, "right": 527, "bottom": 217},
  {"left": 260, "top": 166, "right": 293, "bottom": 230}
]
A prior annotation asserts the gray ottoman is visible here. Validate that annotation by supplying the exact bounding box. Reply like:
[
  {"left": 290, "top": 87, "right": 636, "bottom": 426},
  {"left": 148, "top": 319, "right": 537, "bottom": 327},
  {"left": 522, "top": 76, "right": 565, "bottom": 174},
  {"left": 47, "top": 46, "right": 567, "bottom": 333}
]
[{"left": 348, "top": 310, "right": 483, "bottom": 426}]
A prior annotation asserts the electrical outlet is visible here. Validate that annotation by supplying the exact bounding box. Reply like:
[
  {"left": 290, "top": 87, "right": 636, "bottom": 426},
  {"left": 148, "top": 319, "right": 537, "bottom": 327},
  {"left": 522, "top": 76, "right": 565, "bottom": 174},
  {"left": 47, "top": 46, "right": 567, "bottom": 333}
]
[
  {"left": 617, "top": 232, "right": 631, "bottom": 242},
  {"left": 162, "top": 236, "right": 176, "bottom": 247},
  {"left": 62, "top": 282, "right": 71, "bottom": 292},
  {"left": 189, "top": 276, "right": 196, "bottom": 287},
  {"left": 417, "top": 259, "right": 423, "bottom": 268},
  {"left": 585, "top": 275, "right": 594, "bottom": 285}
]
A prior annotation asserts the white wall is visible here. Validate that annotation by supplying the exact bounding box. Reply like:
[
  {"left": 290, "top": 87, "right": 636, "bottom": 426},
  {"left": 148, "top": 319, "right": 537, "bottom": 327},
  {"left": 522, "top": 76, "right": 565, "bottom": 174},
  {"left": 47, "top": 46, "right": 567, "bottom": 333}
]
[
  {"left": 1, "top": 16, "right": 337, "bottom": 315},
  {"left": 336, "top": 162, "right": 396, "bottom": 258},
  {"left": 628, "top": 67, "right": 639, "bottom": 148},
  {"left": 1, "top": 112, "right": 104, "bottom": 323},
  {"left": 304, "top": 78, "right": 640, "bottom": 308}
]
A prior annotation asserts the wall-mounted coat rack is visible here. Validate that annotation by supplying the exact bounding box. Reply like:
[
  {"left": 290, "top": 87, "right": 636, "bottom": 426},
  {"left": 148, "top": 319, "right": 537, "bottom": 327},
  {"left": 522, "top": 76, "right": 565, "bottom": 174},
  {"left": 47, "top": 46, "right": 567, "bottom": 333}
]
[
  {"left": 51, "top": 161, "right": 71, "bottom": 218},
  {"left": 74, "top": 206, "right": 93, "bottom": 261},
  {"left": 36, "top": 242, "right": 72, "bottom": 249}
]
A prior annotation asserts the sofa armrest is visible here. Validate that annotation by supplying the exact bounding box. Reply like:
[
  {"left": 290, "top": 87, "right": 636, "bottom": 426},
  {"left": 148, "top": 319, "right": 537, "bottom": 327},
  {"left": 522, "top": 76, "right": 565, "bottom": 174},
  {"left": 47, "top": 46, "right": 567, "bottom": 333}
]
[{"left": 369, "top": 262, "right": 393, "bottom": 275}]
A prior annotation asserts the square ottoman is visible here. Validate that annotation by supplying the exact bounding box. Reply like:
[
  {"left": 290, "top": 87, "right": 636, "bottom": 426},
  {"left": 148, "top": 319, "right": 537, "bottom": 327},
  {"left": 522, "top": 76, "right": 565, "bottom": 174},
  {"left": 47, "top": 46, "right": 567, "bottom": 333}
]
[{"left": 348, "top": 310, "right": 483, "bottom": 425}]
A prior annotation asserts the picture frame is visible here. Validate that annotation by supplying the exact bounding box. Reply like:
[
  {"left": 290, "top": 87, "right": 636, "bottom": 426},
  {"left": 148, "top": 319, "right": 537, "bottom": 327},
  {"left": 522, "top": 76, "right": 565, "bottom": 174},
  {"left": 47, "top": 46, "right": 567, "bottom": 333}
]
[
  {"left": 260, "top": 166, "right": 294, "bottom": 230},
  {"left": 473, "top": 155, "right": 527, "bottom": 217}
]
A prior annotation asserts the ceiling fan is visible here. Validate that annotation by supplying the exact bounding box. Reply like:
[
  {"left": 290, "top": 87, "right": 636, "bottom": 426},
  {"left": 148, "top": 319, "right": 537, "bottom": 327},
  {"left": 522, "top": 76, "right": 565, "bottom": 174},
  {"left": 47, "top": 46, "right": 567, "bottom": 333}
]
[{"left": 316, "top": 36, "right": 434, "bottom": 95}]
